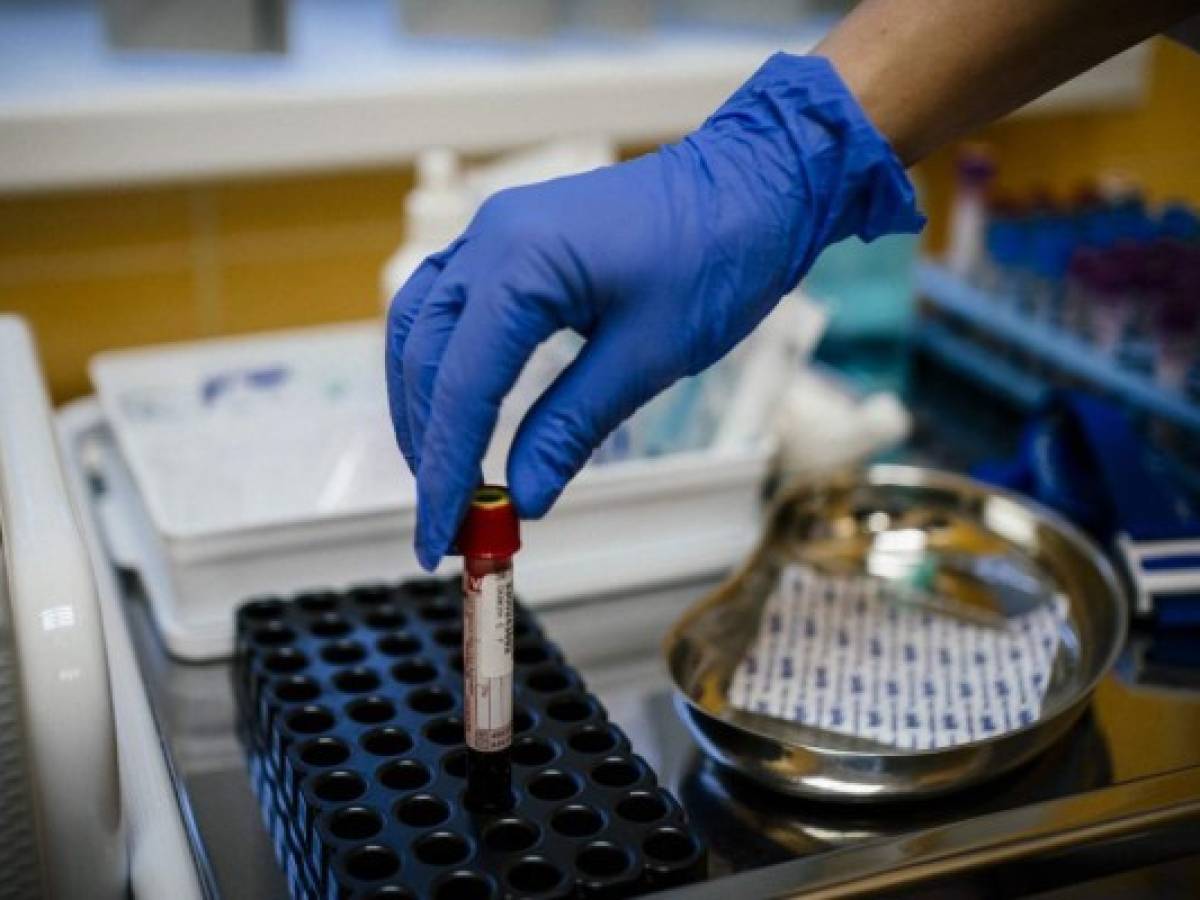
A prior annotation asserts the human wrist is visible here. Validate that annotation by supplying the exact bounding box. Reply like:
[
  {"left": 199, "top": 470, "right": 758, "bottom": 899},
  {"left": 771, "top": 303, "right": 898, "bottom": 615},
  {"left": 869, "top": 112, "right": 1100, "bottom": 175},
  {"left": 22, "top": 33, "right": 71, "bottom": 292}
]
[{"left": 699, "top": 52, "right": 925, "bottom": 288}]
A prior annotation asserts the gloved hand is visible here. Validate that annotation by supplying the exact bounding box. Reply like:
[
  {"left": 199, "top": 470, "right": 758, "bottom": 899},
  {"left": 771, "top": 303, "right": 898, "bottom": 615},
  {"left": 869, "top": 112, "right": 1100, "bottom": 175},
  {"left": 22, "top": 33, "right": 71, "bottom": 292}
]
[{"left": 387, "top": 53, "right": 923, "bottom": 570}]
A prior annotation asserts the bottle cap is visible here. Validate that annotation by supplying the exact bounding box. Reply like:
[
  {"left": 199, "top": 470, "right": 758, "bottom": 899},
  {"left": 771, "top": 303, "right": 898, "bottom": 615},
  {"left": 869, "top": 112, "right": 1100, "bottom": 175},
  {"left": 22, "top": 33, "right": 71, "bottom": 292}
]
[
  {"left": 1070, "top": 182, "right": 1101, "bottom": 211},
  {"left": 1068, "top": 246, "right": 1098, "bottom": 284},
  {"left": 987, "top": 193, "right": 1022, "bottom": 218},
  {"left": 955, "top": 145, "right": 995, "bottom": 185},
  {"left": 456, "top": 485, "right": 521, "bottom": 560},
  {"left": 1159, "top": 203, "right": 1200, "bottom": 242},
  {"left": 1091, "top": 250, "right": 1131, "bottom": 298}
]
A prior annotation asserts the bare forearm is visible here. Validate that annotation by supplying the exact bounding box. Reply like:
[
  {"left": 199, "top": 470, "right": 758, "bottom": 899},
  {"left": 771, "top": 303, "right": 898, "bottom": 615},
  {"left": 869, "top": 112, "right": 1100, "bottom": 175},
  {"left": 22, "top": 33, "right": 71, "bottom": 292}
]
[{"left": 816, "top": 0, "right": 1199, "bottom": 164}]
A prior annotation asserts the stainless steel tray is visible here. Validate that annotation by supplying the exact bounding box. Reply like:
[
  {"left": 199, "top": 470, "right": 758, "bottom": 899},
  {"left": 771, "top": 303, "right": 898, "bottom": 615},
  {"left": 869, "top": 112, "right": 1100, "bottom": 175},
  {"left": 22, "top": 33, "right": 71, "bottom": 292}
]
[{"left": 665, "top": 465, "right": 1127, "bottom": 801}]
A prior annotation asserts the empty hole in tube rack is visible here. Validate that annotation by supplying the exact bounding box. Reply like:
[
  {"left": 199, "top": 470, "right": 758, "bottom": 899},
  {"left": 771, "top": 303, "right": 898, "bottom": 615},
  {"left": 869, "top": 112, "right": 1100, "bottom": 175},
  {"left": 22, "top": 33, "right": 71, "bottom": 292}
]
[
  {"left": 322, "top": 640, "right": 367, "bottom": 664},
  {"left": 264, "top": 648, "right": 309, "bottom": 673},
  {"left": 408, "top": 687, "right": 454, "bottom": 715},
  {"left": 546, "top": 696, "right": 594, "bottom": 723},
  {"left": 274, "top": 676, "right": 320, "bottom": 703},
  {"left": 297, "top": 591, "right": 339, "bottom": 613},
  {"left": 577, "top": 843, "right": 632, "bottom": 879},
  {"left": 568, "top": 725, "right": 618, "bottom": 755},
  {"left": 395, "top": 794, "right": 451, "bottom": 828},
  {"left": 526, "top": 668, "right": 572, "bottom": 693},
  {"left": 312, "top": 770, "right": 367, "bottom": 802},
  {"left": 506, "top": 859, "right": 564, "bottom": 895},
  {"left": 344, "top": 845, "right": 400, "bottom": 881},
  {"left": 378, "top": 759, "right": 432, "bottom": 792},
  {"left": 311, "top": 614, "right": 353, "bottom": 638},
  {"left": 433, "top": 872, "right": 493, "bottom": 900},
  {"left": 514, "top": 643, "right": 550, "bottom": 666},
  {"left": 484, "top": 818, "right": 539, "bottom": 853},
  {"left": 527, "top": 771, "right": 579, "bottom": 802},
  {"left": 347, "top": 696, "right": 397, "bottom": 724},
  {"left": 591, "top": 758, "right": 641, "bottom": 788},
  {"left": 616, "top": 790, "right": 668, "bottom": 824},
  {"left": 252, "top": 624, "right": 296, "bottom": 646},
  {"left": 391, "top": 658, "right": 438, "bottom": 685},
  {"left": 550, "top": 804, "right": 603, "bottom": 838},
  {"left": 512, "top": 708, "right": 535, "bottom": 734},
  {"left": 287, "top": 706, "right": 335, "bottom": 734},
  {"left": 242, "top": 597, "right": 286, "bottom": 620},
  {"left": 419, "top": 604, "right": 458, "bottom": 622},
  {"left": 442, "top": 749, "right": 467, "bottom": 778},
  {"left": 377, "top": 632, "right": 422, "bottom": 657},
  {"left": 644, "top": 827, "right": 700, "bottom": 865},
  {"left": 334, "top": 667, "right": 381, "bottom": 693},
  {"left": 510, "top": 737, "right": 556, "bottom": 767},
  {"left": 329, "top": 806, "right": 383, "bottom": 841},
  {"left": 367, "top": 608, "right": 407, "bottom": 631},
  {"left": 424, "top": 717, "right": 465, "bottom": 747},
  {"left": 361, "top": 726, "right": 413, "bottom": 757},
  {"left": 414, "top": 832, "right": 470, "bottom": 867},
  {"left": 350, "top": 584, "right": 395, "bottom": 607},
  {"left": 299, "top": 737, "right": 350, "bottom": 767}
]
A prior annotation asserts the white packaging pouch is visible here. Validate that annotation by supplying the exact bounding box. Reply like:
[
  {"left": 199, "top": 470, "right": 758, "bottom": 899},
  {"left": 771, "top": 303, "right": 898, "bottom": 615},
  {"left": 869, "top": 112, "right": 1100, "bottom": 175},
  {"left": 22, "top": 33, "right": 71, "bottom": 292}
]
[{"left": 728, "top": 564, "right": 1067, "bottom": 750}]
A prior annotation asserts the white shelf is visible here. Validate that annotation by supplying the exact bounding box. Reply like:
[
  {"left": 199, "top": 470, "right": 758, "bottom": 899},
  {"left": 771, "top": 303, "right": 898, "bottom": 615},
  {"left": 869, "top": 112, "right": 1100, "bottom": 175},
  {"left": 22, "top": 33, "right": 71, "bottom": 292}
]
[{"left": 0, "top": 1, "right": 1151, "bottom": 193}]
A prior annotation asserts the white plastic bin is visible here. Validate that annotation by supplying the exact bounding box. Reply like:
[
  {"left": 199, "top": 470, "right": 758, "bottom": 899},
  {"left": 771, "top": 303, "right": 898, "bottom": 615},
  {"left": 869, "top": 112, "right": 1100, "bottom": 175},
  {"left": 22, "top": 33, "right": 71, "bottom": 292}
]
[{"left": 89, "top": 322, "right": 772, "bottom": 660}]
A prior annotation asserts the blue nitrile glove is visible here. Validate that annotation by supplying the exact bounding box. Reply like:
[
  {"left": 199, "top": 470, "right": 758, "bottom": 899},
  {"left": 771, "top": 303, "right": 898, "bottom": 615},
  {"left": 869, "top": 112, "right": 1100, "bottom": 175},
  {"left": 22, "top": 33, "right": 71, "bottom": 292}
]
[{"left": 387, "top": 53, "right": 924, "bottom": 570}]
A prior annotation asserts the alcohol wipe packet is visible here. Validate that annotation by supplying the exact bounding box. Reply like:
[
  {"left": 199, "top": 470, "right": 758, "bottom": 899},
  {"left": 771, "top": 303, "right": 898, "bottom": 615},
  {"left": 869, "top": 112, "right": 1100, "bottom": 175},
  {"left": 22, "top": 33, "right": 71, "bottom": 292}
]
[{"left": 728, "top": 565, "right": 1068, "bottom": 750}]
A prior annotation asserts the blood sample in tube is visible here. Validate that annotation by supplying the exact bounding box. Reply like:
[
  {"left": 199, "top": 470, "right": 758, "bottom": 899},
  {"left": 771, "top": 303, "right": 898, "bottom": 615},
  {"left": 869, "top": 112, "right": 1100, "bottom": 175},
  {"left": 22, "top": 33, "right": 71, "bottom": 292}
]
[{"left": 457, "top": 484, "right": 520, "bottom": 812}]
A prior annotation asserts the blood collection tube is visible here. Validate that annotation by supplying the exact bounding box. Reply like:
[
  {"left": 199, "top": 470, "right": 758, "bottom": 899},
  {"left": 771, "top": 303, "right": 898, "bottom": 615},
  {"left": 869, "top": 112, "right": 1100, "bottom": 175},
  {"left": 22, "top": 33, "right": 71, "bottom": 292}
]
[{"left": 456, "top": 484, "right": 520, "bottom": 812}]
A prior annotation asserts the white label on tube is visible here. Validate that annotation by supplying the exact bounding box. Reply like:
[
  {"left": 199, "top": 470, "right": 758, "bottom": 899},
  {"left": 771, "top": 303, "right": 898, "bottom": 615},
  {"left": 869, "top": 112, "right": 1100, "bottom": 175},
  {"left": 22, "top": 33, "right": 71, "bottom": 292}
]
[{"left": 464, "top": 569, "right": 514, "bottom": 752}]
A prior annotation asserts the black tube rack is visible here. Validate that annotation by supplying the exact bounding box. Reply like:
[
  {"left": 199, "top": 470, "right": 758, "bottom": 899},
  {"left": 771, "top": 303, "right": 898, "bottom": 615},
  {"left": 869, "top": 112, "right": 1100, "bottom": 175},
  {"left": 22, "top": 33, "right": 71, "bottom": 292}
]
[{"left": 234, "top": 577, "right": 706, "bottom": 899}]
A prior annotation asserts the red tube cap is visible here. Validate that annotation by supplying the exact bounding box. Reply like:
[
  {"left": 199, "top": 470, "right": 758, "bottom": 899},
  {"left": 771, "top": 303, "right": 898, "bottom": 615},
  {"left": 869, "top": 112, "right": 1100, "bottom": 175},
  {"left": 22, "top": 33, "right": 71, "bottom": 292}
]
[{"left": 455, "top": 485, "right": 521, "bottom": 559}]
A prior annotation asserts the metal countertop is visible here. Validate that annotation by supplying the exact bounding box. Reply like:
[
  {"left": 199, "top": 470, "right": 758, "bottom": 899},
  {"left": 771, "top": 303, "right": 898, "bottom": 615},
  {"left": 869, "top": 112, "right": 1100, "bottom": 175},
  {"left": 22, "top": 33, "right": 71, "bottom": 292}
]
[{"left": 80, "top": 357, "right": 1200, "bottom": 898}]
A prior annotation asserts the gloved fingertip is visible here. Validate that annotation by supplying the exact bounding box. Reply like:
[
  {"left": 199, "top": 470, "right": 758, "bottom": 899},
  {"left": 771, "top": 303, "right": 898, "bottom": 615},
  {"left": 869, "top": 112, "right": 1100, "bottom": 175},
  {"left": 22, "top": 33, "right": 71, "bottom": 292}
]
[
  {"left": 508, "top": 458, "right": 561, "bottom": 521},
  {"left": 414, "top": 508, "right": 450, "bottom": 571},
  {"left": 400, "top": 450, "right": 419, "bottom": 478},
  {"left": 415, "top": 455, "right": 482, "bottom": 572},
  {"left": 415, "top": 535, "right": 443, "bottom": 573},
  {"left": 414, "top": 482, "right": 445, "bottom": 572}
]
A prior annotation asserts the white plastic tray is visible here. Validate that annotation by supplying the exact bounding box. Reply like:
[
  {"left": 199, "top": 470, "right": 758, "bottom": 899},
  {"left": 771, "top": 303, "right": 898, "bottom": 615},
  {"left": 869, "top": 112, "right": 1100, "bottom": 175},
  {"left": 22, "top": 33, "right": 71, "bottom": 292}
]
[{"left": 86, "top": 323, "right": 773, "bottom": 659}]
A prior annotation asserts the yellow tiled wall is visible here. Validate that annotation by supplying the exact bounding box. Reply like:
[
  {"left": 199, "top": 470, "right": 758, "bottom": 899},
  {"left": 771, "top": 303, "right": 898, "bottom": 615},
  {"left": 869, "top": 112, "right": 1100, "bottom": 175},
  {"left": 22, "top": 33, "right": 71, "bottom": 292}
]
[
  {"left": 917, "top": 38, "right": 1200, "bottom": 252},
  {"left": 1, "top": 38, "right": 1197, "bottom": 402},
  {"left": 0, "top": 168, "right": 413, "bottom": 399}
]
